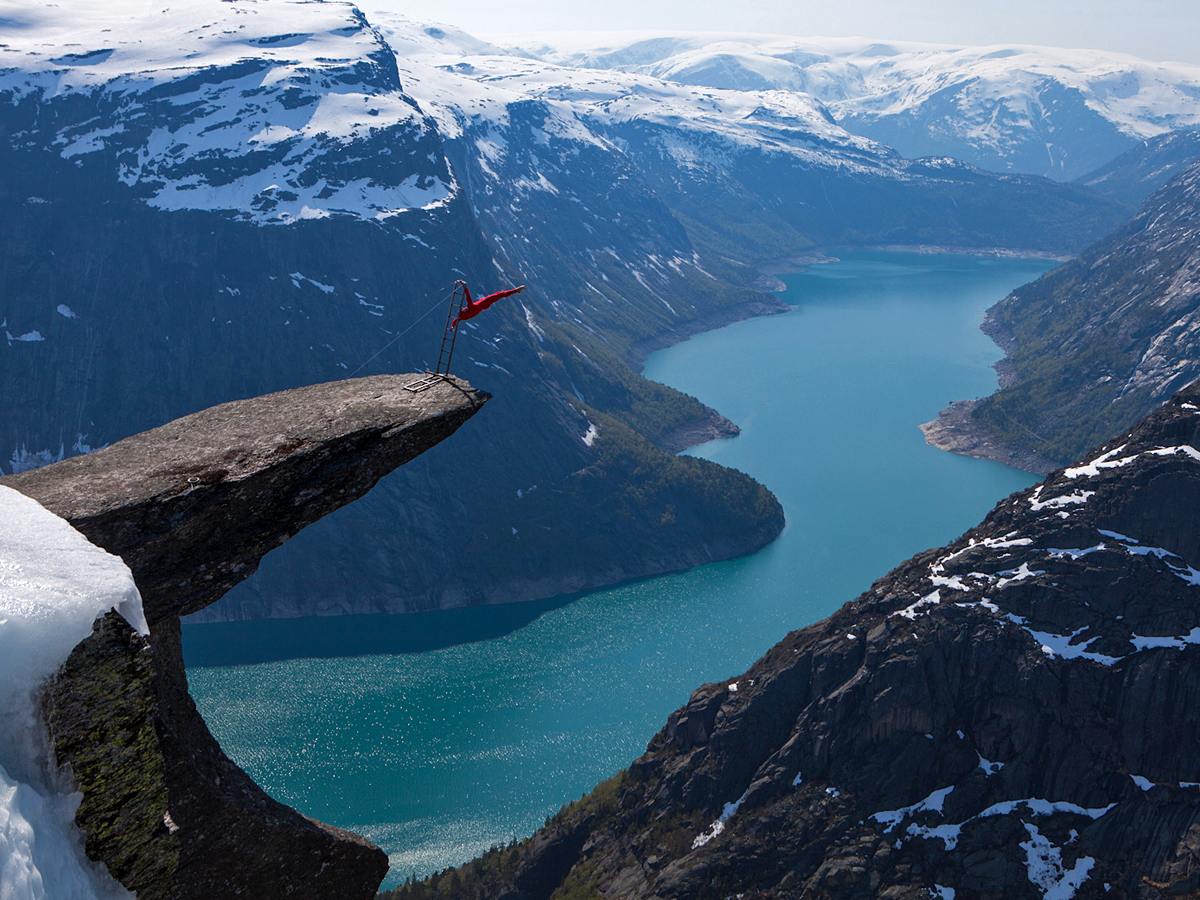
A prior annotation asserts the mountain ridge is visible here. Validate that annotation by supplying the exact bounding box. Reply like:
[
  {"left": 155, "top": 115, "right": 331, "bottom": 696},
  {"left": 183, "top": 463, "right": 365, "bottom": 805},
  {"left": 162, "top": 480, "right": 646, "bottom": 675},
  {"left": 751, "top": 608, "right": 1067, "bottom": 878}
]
[{"left": 498, "top": 30, "right": 1200, "bottom": 181}]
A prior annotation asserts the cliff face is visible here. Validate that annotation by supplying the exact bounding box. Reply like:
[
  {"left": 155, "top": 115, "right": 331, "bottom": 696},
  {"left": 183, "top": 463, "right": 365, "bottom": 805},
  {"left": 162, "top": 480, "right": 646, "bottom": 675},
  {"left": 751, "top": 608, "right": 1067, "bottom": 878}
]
[
  {"left": 2, "top": 374, "right": 488, "bottom": 900},
  {"left": 397, "top": 379, "right": 1200, "bottom": 899},
  {"left": 926, "top": 156, "right": 1200, "bottom": 473}
]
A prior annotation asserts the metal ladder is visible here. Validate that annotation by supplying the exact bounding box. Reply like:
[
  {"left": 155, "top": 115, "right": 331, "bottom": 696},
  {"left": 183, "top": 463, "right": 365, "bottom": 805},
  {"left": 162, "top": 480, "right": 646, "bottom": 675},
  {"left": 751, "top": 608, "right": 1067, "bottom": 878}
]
[{"left": 405, "top": 281, "right": 467, "bottom": 392}]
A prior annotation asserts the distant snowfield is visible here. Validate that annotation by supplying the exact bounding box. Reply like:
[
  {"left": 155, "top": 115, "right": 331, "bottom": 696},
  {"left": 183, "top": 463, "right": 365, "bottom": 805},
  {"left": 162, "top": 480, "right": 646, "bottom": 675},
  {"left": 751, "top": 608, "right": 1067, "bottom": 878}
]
[
  {"left": 490, "top": 30, "right": 1200, "bottom": 136},
  {"left": 0, "top": 486, "right": 146, "bottom": 900},
  {"left": 6, "top": 2, "right": 1200, "bottom": 223},
  {"left": 482, "top": 31, "right": 1200, "bottom": 178},
  {"left": 374, "top": 15, "right": 889, "bottom": 178},
  {"left": 0, "top": 0, "right": 454, "bottom": 223}
]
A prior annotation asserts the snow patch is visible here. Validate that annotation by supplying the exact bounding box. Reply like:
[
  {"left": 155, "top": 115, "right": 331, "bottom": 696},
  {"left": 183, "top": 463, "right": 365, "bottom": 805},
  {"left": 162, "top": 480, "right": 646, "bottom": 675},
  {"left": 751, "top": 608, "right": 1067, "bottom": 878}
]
[
  {"left": 1007, "top": 618, "right": 1120, "bottom": 667},
  {"left": 895, "top": 590, "right": 941, "bottom": 620},
  {"left": 996, "top": 562, "right": 1045, "bottom": 589},
  {"left": 522, "top": 306, "right": 546, "bottom": 342},
  {"left": 1130, "top": 627, "right": 1200, "bottom": 650},
  {"left": 1048, "top": 541, "right": 1108, "bottom": 560},
  {"left": 8, "top": 447, "right": 63, "bottom": 476},
  {"left": 979, "top": 754, "right": 1005, "bottom": 776},
  {"left": 1063, "top": 445, "right": 1133, "bottom": 479},
  {"left": 691, "top": 790, "right": 748, "bottom": 850},
  {"left": 0, "top": 485, "right": 146, "bottom": 900},
  {"left": 1062, "top": 444, "right": 1200, "bottom": 480},
  {"left": 873, "top": 786, "right": 954, "bottom": 832},
  {"left": 931, "top": 575, "right": 971, "bottom": 591},
  {"left": 289, "top": 273, "right": 335, "bottom": 294},
  {"left": 1030, "top": 489, "right": 1094, "bottom": 511},
  {"left": 1020, "top": 823, "right": 1094, "bottom": 899},
  {"left": 977, "top": 798, "right": 1115, "bottom": 820}
]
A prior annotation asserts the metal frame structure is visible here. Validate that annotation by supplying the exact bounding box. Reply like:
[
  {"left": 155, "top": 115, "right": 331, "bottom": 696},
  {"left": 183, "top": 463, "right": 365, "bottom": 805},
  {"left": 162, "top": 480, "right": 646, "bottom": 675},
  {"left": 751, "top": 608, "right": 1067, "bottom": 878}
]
[{"left": 405, "top": 281, "right": 468, "bottom": 392}]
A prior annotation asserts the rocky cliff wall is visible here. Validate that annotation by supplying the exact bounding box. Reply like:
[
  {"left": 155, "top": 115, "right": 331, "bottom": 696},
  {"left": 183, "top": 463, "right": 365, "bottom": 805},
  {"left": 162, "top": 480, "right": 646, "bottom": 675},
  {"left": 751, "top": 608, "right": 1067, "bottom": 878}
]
[{"left": 3, "top": 374, "right": 487, "bottom": 900}]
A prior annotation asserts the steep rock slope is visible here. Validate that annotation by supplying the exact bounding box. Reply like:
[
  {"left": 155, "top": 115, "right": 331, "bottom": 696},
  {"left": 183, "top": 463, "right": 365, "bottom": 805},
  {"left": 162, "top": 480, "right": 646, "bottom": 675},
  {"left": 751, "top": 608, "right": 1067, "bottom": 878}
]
[
  {"left": 388, "top": 381, "right": 1200, "bottom": 900},
  {"left": 927, "top": 156, "right": 1200, "bottom": 472},
  {"left": 2, "top": 374, "right": 487, "bottom": 899},
  {"left": 510, "top": 32, "right": 1200, "bottom": 181},
  {"left": 0, "top": 0, "right": 782, "bottom": 621},
  {"left": 1075, "top": 129, "right": 1200, "bottom": 207}
]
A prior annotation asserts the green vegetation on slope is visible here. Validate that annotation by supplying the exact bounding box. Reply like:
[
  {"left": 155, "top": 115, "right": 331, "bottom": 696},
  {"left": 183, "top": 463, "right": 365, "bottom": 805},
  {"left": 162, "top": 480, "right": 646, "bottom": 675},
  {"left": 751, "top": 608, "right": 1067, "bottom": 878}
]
[
  {"left": 462, "top": 409, "right": 784, "bottom": 586},
  {"left": 380, "top": 772, "right": 632, "bottom": 900},
  {"left": 969, "top": 205, "right": 1193, "bottom": 465}
]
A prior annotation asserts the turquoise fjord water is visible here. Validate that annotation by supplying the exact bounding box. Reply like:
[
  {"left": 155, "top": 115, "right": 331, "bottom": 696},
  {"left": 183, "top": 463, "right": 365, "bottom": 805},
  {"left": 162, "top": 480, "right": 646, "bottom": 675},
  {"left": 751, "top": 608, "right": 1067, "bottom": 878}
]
[{"left": 183, "top": 251, "right": 1051, "bottom": 887}]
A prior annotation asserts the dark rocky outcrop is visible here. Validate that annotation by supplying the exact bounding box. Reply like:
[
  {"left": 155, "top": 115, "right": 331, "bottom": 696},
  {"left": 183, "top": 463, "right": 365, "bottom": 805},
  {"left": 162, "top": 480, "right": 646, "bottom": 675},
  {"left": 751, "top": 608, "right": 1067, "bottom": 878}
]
[
  {"left": 4, "top": 374, "right": 488, "bottom": 900},
  {"left": 393, "top": 379, "right": 1200, "bottom": 899}
]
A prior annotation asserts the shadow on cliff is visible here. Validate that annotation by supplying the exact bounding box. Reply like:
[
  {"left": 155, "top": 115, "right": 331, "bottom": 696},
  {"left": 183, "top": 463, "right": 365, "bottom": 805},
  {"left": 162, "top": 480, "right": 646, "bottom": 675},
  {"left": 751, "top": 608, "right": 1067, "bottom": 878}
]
[{"left": 182, "top": 596, "right": 575, "bottom": 667}]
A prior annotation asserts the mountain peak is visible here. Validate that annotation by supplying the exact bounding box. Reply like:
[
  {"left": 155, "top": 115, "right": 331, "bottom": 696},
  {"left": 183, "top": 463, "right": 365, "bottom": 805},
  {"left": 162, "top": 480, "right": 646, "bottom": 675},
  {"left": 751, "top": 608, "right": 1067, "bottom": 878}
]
[{"left": 0, "top": 0, "right": 454, "bottom": 224}]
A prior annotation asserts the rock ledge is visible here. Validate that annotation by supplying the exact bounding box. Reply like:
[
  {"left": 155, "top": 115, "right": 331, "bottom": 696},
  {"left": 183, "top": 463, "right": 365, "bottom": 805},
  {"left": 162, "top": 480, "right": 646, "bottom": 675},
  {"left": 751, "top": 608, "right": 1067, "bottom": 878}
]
[{"left": 3, "top": 374, "right": 487, "bottom": 900}]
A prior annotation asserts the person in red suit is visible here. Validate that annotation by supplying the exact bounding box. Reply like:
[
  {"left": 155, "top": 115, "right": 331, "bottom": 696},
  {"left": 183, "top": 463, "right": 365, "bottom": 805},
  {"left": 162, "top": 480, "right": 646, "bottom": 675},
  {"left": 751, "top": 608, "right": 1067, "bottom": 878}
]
[{"left": 452, "top": 282, "right": 526, "bottom": 327}]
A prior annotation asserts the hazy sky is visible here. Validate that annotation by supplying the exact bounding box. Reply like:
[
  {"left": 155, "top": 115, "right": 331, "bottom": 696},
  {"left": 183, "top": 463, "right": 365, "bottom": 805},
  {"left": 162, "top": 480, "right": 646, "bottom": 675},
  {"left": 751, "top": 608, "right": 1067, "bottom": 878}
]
[{"left": 361, "top": 0, "right": 1200, "bottom": 64}]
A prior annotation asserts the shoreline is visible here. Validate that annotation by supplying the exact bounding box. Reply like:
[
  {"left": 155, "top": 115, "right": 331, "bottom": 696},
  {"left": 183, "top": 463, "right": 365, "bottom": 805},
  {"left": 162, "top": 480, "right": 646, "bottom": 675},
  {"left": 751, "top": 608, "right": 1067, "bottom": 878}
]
[
  {"left": 914, "top": 246, "right": 1066, "bottom": 476},
  {"left": 655, "top": 406, "right": 741, "bottom": 454},
  {"left": 919, "top": 398, "right": 1057, "bottom": 476},
  {"left": 829, "top": 243, "right": 1075, "bottom": 262},
  {"left": 632, "top": 243, "right": 1070, "bottom": 456},
  {"left": 626, "top": 293, "right": 794, "bottom": 374},
  {"left": 185, "top": 517, "right": 785, "bottom": 624},
  {"left": 630, "top": 242, "right": 1072, "bottom": 377}
]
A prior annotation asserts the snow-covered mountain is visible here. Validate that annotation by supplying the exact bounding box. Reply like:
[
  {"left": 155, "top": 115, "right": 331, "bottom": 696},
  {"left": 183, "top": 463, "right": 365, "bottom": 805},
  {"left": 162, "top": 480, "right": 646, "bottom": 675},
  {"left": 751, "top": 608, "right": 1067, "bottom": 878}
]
[
  {"left": 0, "top": 0, "right": 452, "bottom": 224},
  {"left": 375, "top": 16, "right": 1127, "bottom": 283},
  {"left": 499, "top": 32, "right": 1200, "bottom": 181}
]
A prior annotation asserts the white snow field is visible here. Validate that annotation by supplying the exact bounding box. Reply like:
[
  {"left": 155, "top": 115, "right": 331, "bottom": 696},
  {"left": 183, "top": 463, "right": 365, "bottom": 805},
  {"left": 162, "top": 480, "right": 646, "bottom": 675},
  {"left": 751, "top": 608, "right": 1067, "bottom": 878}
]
[
  {"left": 0, "top": 486, "right": 146, "bottom": 900},
  {"left": 488, "top": 31, "right": 1200, "bottom": 178},
  {"left": 0, "top": 0, "right": 453, "bottom": 224}
]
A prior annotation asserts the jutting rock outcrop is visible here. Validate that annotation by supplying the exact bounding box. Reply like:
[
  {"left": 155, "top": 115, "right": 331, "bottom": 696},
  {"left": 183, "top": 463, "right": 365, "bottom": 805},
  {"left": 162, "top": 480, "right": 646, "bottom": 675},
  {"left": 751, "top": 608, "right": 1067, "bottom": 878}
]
[
  {"left": 398, "top": 379, "right": 1200, "bottom": 899},
  {"left": 2, "top": 374, "right": 488, "bottom": 900}
]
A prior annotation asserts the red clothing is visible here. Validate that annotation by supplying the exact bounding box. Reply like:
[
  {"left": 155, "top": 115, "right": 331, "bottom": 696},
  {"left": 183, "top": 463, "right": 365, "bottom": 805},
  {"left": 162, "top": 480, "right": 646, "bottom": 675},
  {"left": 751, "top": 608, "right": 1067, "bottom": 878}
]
[{"left": 453, "top": 284, "right": 524, "bottom": 327}]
